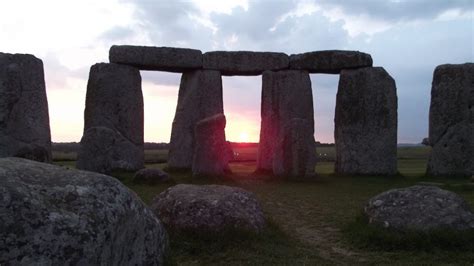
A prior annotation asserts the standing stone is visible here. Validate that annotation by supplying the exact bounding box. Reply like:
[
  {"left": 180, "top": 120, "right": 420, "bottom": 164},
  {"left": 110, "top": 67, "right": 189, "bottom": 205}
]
[
  {"left": 192, "top": 114, "right": 230, "bottom": 177},
  {"left": 273, "top": 118, "right": 317, "bottom": 178},
  {"left": 0, "top": 53, "right": 51, "bottom": 162},
  {"left": 335, "top": 67, "right": 397, "bottom": 175},
  {"left": 77, "top": 63, "right": 144, "bottom": 174},
  {"left": 257, "top": 70, "right": 315, "bottom": 177},
  {"left": 427, "top": 63, "right": 474, "bottom": 177},
  {"left": 168, "top": 70, "right": 224, "bottom": 169}
]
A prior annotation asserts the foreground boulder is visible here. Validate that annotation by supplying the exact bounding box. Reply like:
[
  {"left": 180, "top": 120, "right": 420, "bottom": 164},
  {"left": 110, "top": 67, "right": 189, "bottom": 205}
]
[
  {"left": 365, "top": 185, "right": 474, "bottom": 231},
  {"left": 335, "top": 67, "right": 397, "bottom": 175},
  {"left": 257, "top": 70, "right": 315, "bottom": 176},
  {"left": 0, "top": 157, "right": 168, "bottom": 265},
  {"left": 133, "top": 168, "right": 172, "bottom": 185},
  {"left": 0, "top": 53, "right": 51, "bottom": 162},
  {"left": 203, "top": 51, "right": 289, "bottom": 75},
  {"left": 168, "top": 70, "right": 224, "bottom": 169},
  {"left": 427, "top": 63, "right": 474, "bottom": 177},
  {"left": 289, "top": 50, "right": 372, "bottom": 74},
  {"left": 192, "top": 114, "right": 230, "bottom": 177},
  {"left": 77, "top": 63, "right": 144, "bottom": 174},
  {"left": 151, "top": 184, "right": 265, "bottom": 234},
  {"left": 109, "top": 45, "right": 202, "bottom": 72}
]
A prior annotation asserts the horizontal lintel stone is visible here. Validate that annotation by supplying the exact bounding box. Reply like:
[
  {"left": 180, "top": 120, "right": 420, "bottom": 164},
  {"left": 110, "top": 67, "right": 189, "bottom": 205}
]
[
  {"left": 109, "top": 45, "right": 203, "bottom": 72},
  {"left": 289, "top": 50, "right": 373, "bottom": 74},
  {"left": 203, "top": 51, "right": 289, "bottom": 76}
]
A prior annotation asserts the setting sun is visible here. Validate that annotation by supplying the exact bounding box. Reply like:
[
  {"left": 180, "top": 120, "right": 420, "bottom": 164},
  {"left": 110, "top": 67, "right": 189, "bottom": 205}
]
[{"left": 238, "top": 132, "right": 250, "bottom": 142}]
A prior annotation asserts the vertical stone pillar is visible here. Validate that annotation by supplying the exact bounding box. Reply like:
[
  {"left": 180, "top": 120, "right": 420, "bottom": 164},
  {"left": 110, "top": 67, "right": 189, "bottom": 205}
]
[
  {"left": 192, "top": 114, "right": 230, "bottom": 177},
  {"left": 335, "top": 67, "right": 397, "bottom": 175},
  {"left": 427, "top": 63, "right": 473, "bottom": 177},
  {"left": 0, "top": 53, "right": 51, "bottom": 162},
  {"left": 77, "top": 63, "right": 144, "bottom": 174},
  {"left": 257, "top": 70, "right": 316, "bottom": 178},
  {"left": 168, "top": 70, "right": 224, "bottom": 169}
]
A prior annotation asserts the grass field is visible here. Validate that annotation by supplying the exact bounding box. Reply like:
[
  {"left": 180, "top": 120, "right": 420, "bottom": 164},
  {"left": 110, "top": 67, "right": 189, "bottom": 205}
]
[{"left": 53, "top": 146, "right": 474, "bottom": 265}]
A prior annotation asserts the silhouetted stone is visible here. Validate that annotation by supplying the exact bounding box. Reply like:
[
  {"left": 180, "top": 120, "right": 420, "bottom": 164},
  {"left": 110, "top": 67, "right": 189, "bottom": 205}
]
[
  {"left": 168, "top": 70, "right": 224, "bottom": 169},
  {"left": 109, "top": 45, "right": 202, "bottom": 72},
  {"left": 0, "top": 53, "right": 51, "bottom": 162},
  {"left": 77, "top": 63, "right": 144, "bottom": 174},
  {"left": 273, "top": 118, "right": 316, "bottom": 178},
  {"left": 289, "top": 50, "right": 372, "bottom": 74},
  {"left": 203, "top": 51, "right": 289, "bottom": 75},
  {"left": 133, "top": 168, "right": 172, "bottom": 185},
  {"left": 192, "top": 114, "right": 230, "bottom": 177},
  {"left": 365, "top": 185, "right": 474, "bottom": 231},
  {"left": 427, "top": 63, "right": 474, "bottom": 177},
  {"left": 257, "top": 70, "right": 315, "bottom": 176},
  {"left": 151, "top": 184, "right": 265, "bottom": 234},
  {"left": 335, "top": 67, "right": 397, "bottom": 175},
  {"left": 0, "top": 157, "right": 168, "bottom": 265}
]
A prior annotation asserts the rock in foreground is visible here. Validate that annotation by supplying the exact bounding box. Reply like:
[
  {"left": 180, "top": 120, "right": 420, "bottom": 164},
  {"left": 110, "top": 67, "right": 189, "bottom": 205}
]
[
  {"left": 133, "top": 168, "right": 172, "bottom": 185},
  {"left": 151, "top": 184, "right": 265, "bottom": 234},
  {"left": 0, "top": 158, "right": 168, "bottom": 265},
  {"left": 365, "top": 185, "right": 474, "bottom": 231}
]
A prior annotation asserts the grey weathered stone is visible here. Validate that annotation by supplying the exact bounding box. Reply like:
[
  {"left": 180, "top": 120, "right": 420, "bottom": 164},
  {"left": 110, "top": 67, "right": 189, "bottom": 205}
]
[
  {"left": 77, "top": 127, "right": 144, "bottom": 174},
  {"left": 427, "top": 63, "right": 474, "bottom": 177},
  {"left": 273, "top": 118, "right": 317, "bottom": 178},
  {"left": 109, "top": 45, "right": 202, "bottom": 72},
  {"left": 133, "top": 168, "right": 172, "bottom": 185},
  {"left": 289, "top": 50, "right": 373, "bottom": 74},
  {"left": 257, "top": 70, "right": 315, "bottom": 176},
  {"left": 77, "top": 63, "right": 144, "bottom": 173},
  {"left": 203, "top": 51, "right": 289, "bottom": 75},
  {"left": 168, "top": 70, "right": 223, "bottom": 169},
  {"left": 0, "top": 53, "right": 51, "bottom": 162},
  {"left": 150, "top": 184, "right": 265, "bottom": 233},
  {"left": 0, "top": 157, "right": 168, "bottom": 265},
  {"left": 192, "top": 114, "right": 230, "bottom": 177},
  {"left": 364, "top": 185, "right": 474, "bottom": 231},
  {"left": 335, "top": 67, "right": 397, "bottom": 175}
]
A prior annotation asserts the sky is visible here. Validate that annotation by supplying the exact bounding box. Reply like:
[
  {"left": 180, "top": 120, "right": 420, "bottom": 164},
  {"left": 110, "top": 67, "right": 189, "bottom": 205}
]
[{"left": 0, "top": 0, "right": 472, "bottom": 143}]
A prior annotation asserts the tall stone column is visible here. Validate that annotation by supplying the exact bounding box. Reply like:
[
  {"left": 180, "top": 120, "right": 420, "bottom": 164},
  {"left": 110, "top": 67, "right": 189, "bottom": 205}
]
[
  {"left": 257, "top": 70, "right": 316, "bottom": 178},
  {"left": 427, "top": 63, "right": 473, "bottom": 177},
  {"left": 168, "top": 70, "right": 224, "bottom": 169},
  {"left": 0, "top": 53, "right": 51, "bottom": 162},
  {"left": 77, "top": 63, "right": 144, "bottom": 174},
  {"left": 335, "top": 67, "right": 397, "bottom": 175}
]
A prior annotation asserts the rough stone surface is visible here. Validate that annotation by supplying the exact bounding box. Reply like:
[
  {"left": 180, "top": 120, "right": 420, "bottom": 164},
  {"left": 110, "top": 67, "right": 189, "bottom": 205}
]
[
  {"left": 192, "top": 114, "right": 230, "bottom": 177},
  {"left": 133, "top": 168, "right": 172, "bottom": 185},
  {"left": 168, "top": 70, "right": 223, "bottom": 169},
  {"left": 0, "top": 157, "right": 168, "bottom": 265},
  {"left": 364, "top": 185, "right": 474, "bottom": 231},
  {"left": 273, "top": 118, "right": 317, "bottom": 178},
  {"left": 150, "top": 184, "right": 265, "bottom": 233},
  {"left": 335, "top": 67, "right": 397, "bottom": 175},
  {"left": 0, "top": 53, "right": 51, "bottom": 162},
  {"left": 77, "top": 63, "right": 144, "bottom": 174},
  {"left": 289, "top": 50, "right": 373, "bottom": 74},
  {"left": 257, "top": 70, "right": 315, "bottom": 176},
  {"left": 203, "top": 51, "right": 289, "bottom": 75},
  {"left": 427, "top": 63, "right": 474, "bottom": 177},
  {"left": 109, "top": 45, "right": 202, "bottom": 72}
]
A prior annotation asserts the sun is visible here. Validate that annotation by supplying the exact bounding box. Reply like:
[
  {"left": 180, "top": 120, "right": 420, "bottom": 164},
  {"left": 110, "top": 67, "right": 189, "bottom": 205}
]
[{"left": 238, "top": 132, "right": 250, "bottom": 143}]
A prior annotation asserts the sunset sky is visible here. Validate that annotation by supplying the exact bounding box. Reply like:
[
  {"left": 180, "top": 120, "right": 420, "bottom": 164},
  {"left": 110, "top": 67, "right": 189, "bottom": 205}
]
[{"left": 0, "top": 0, "right": 472, "bottom": 143}]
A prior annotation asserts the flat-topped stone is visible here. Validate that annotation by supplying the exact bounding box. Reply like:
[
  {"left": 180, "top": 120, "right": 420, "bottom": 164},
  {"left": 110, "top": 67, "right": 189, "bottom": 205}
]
[
  {"left": 290, "top": 50, "right": 372, "bottom": 74},
  {"left": 109, "top": 45, "right": 202, "bottom": 72},
  {"left": 203, "top": 51, "right": 289, "bottom": 75}
]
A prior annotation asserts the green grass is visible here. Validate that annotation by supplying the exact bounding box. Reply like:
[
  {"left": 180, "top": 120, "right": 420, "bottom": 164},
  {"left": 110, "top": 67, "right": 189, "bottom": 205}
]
[{"left": 52, "top": 146, "right": 474, "bottom": 265}]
